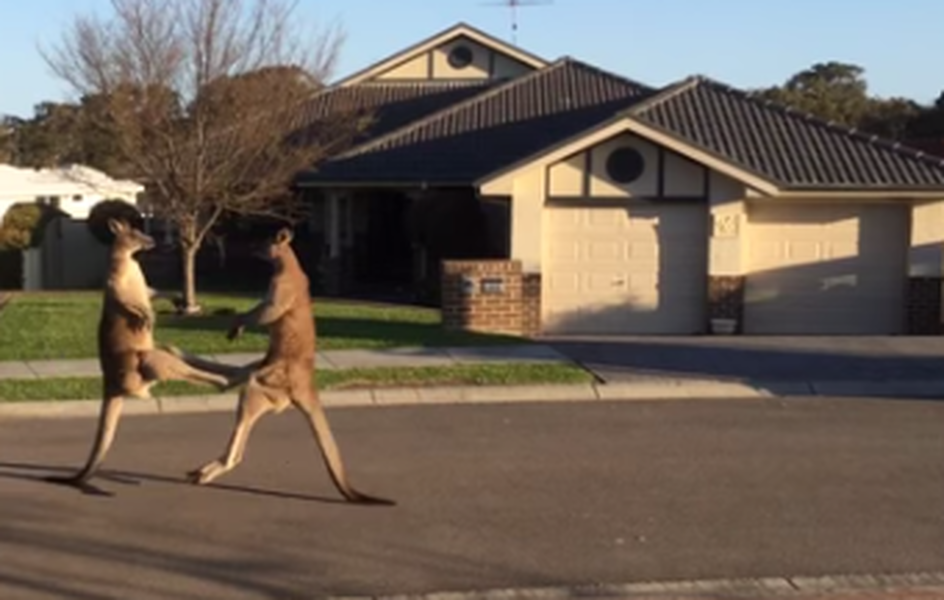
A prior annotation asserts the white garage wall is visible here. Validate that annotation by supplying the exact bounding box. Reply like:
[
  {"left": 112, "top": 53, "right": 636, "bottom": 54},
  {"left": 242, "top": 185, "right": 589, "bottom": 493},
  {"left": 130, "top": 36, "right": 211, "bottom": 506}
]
[{"left": 743, "top": 202, "right": 910, "bottom": 335}]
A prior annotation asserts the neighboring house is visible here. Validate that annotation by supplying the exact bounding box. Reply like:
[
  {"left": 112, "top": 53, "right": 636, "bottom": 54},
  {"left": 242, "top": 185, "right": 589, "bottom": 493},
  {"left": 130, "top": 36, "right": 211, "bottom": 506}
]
[
  {"left": 296, "top": 22, "right": 944, "bottom": 336},
  {"left": 0, "top": 163, "right": 144, "bottom": 291},
  {"left": 0, "top": 163, "right": 144, "bottom": 222}
]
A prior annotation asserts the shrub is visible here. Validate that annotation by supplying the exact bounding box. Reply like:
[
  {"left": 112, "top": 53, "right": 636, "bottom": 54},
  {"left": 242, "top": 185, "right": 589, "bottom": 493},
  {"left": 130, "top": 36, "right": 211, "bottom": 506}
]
[{"left": 0, "top": 203, "right": 66, "bottom": 250}]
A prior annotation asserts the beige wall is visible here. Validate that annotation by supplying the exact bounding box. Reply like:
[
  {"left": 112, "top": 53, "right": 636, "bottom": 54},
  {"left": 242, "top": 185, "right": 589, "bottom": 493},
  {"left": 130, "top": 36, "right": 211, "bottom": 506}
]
[
  {"left": 378, "top": 55, "right": 429, "bottom": 79},
  {"left": 510, "top": 167, "right": 545, "bottom": 272},
  {"left": 708, "top": 172, "right": 748, "bottom": 276},
  {"left": 546, "top": 133, "right": 709, "bottom": 199},
  {"left": 373, "top": 36, "right": 532, "bottom": 82},
  {"left": 547, "top": 154, "right": 584, "bottom": 196},
  {"left": 909, "top": 198, "right": 944, "bottom": 276}
]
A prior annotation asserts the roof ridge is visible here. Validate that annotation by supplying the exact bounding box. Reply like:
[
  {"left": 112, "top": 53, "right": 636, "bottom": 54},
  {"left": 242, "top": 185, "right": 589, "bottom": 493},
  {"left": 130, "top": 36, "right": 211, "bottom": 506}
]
[
  {"left": 335, "top": 58, "right": 576, "bottom": 159},
  {"left": 622, "top": 75, "right": 704, "bottom": 117},
  {"left": 694, "top": 75, "right": 944, "bottom": 170},
  {"left": 554, "top": 55, "right": 656, "bottom": 95}
]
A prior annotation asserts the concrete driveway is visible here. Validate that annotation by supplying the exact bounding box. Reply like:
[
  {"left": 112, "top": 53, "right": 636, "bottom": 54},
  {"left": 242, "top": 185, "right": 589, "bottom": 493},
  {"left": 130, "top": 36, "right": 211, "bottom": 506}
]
[{"left": 546, "top": 336, "right": 944, "bottom": 384}]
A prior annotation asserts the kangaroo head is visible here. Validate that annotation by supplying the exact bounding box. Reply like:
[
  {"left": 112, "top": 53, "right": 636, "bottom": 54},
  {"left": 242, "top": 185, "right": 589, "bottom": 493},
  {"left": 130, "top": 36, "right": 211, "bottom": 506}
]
[
  {"left": 108, "top": 218, "right": 155, "bottom": 256},
  {"left": 257, "top": 227, "right": 295, "bottom": 264}
]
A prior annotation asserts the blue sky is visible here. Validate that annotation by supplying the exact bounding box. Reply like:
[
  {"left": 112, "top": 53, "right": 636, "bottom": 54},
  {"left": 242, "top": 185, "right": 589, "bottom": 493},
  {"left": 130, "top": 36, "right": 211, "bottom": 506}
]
[{"left": 1, "top": 0, "right": 942, "bottom": 118}]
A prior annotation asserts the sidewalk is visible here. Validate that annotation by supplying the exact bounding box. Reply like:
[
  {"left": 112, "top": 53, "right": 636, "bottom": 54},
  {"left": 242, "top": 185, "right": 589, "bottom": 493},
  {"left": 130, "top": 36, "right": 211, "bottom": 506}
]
[
  {"left": 3, "top": 341, "right": 944, "bottom": 420},
  {"left": 0, "top": 344, "right": 572, "bottom": 380},
  {"left": 331, "top": 572, "right": 944, "bottom": 600}
]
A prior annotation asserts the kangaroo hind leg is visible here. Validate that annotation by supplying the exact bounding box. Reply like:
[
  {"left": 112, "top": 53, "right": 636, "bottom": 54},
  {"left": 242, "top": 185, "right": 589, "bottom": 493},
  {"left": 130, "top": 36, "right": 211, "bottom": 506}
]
[
  {"left": 139, "top": 348, "right": 234, "bottom": 390},
  {"left": 292, "top": 386, "right": 395, "bottom": 506},
  {"left": 187, "top": 382, "right": 275, "bottom": 485},
  {"left": 46, "top": 395, "right": 124, "bottom": 490}
]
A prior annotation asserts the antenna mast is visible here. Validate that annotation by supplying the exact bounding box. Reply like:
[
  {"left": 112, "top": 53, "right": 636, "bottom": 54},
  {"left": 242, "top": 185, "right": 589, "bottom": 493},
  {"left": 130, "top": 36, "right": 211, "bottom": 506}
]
[{"left": 480, "top": 0, "right": 554, "bottom": 45}]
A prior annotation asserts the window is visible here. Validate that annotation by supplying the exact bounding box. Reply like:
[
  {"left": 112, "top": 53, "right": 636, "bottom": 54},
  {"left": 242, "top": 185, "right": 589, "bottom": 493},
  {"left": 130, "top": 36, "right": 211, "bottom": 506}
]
[
  {"left": 605, "top": 147, "right": 646, "bottom": 184},
  {"left": 447, "top": 45, "right": 474, "bottom": 70}
]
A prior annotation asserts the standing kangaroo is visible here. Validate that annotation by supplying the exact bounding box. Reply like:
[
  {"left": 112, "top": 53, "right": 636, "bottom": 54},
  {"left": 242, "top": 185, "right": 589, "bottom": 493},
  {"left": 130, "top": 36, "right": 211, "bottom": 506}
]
[
  {"left": 48, "top": 218, "right": 240, "bottom": 489},
  {"left": 176, "top": 227, "right": 393, "bottom": 505}
]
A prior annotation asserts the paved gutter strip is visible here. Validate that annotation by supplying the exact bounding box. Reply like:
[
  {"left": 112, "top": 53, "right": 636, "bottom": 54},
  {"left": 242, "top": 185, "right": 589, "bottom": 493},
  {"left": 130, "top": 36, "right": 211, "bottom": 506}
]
[
  {"left": 323, "top": 572, "right": 944, "bottom": 600},
  {"left": 3, "top": 379, "right": 944, "bottom": 420}
]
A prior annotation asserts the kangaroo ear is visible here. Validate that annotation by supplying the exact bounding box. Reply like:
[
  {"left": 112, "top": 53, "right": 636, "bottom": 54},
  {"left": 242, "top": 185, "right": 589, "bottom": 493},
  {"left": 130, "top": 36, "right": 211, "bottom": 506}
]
[
  {"left": 107, "top": 218, "right": 127, "bottom": 235},
  {"left": 275, "top": 227, "right": 293, "bottom": 245}
]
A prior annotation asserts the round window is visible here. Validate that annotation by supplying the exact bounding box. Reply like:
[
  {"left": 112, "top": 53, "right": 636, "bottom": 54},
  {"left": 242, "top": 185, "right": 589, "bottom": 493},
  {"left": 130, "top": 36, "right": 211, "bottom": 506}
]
[
  {"left": 605, "top": 147, "right": 646, "bottom": 184},
  {"left": 447, "top": 45, "right": 474, "bottom": 69}
]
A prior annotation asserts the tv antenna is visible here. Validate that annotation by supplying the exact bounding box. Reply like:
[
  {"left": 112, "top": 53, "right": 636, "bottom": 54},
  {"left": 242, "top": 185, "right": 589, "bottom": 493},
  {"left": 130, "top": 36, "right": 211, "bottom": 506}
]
[{"left": 480, "top": 0, "right": 554, "bottom": 45}]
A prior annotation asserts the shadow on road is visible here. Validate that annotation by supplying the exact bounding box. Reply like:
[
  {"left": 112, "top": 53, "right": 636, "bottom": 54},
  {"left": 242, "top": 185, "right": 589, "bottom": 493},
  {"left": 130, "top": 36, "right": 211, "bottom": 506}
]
[
  {"left": 0, "top": 461, "right": 356, "bottom": 504},
  {"left": 549, "top": 336, "right": 944, "bottom": 390}
]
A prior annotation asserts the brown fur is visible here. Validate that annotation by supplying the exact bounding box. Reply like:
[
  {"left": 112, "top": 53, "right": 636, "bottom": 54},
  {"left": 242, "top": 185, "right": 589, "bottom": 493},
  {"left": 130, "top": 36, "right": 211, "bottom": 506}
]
[
  {"left": 48, "top": 218, "right": 242, "bottom": 488},
  {"left": 177, "top": 227, "right": 393, "bottom": 505}
]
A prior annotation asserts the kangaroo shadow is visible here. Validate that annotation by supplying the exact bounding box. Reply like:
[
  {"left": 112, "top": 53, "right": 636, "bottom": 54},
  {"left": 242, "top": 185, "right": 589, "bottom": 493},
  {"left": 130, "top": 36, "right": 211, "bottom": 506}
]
[{"left": 0, "top": 461, "right": 372, "bottom": 506}]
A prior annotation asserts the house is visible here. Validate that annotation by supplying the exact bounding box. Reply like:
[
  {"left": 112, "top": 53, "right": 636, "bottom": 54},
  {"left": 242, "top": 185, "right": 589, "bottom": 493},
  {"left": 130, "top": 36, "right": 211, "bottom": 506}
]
[
  {"left": 294, "top": 22, "right": 944, "bottom": 337},
  {"left": 0, "top": 163, "right": 144, "bottom": 290},
  {"left": 0, "top": 163, "right": 144, "bottom": 222}
]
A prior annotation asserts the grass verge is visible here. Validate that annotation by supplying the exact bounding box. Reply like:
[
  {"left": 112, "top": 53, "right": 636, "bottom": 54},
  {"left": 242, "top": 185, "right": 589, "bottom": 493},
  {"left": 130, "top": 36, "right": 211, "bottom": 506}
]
[
  {"left": 0, "top": 363, "right": 594, "bottom": 402},
  {"left": 0, "top": 292, "right": 522, "bottom": 361}
]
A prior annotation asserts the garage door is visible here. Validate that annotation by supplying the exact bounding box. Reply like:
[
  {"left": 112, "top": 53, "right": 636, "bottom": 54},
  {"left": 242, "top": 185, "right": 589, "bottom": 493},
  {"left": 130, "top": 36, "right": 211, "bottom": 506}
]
[
  {"left": 544, "top": 200, "right": 708, "bottom": 334},
  {"left": 744, "top": 203, "right": 909, "bottom": 334}
]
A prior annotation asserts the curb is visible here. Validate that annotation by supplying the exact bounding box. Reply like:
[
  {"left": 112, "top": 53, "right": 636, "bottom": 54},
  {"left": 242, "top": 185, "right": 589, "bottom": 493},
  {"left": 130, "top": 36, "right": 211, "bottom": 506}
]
[
  {"left": 325, "top": 571, "right": 944, "bottom": 599},
  {"left": 2, "top": 378, "right": 944, "bottom": 419}
]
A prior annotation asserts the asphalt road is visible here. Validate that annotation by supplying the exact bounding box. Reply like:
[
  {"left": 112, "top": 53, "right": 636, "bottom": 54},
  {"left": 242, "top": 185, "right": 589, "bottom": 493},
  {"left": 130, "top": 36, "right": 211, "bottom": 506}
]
[{"left": 1, "top": 397, "right": 943, "bottom": 600}]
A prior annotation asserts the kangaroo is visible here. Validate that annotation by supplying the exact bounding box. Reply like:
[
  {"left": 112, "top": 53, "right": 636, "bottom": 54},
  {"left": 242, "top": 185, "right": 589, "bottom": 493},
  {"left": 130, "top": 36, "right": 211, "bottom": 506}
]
[
  {"left": 48, "top": 218, "right": 242, "bottom": 489},
  {"left": 175, "top": 227, "right": 393, "bottom": 505}
]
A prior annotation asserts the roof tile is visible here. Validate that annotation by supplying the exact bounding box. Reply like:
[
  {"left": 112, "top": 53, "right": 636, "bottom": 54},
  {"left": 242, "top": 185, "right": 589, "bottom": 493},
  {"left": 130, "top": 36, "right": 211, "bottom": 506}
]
[{"left": 299, "top": 81, "right": 494, "bottom": 146}]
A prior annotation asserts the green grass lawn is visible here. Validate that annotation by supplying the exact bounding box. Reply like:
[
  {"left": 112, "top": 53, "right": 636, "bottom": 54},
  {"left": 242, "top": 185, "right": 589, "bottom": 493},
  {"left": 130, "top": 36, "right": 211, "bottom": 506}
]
[
  {"left": 0, "top": 292, "right": 523, "bottom": 361},
  {"left": 0, "top": 363, "right": 594, "bottom": 402}
]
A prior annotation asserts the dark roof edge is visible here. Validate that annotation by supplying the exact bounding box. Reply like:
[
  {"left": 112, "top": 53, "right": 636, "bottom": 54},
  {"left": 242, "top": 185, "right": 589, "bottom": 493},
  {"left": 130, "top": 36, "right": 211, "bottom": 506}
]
[
  {"left": 780, "top": 183, "right": 944, "bottom": 192},
  {"left": 333, "top": 56, "right": 656, "bottom": 161},
  {"left": 330, "top": 22, "right": 550, "bottom": 87},
  {"left": 689, "top": 75, "right": 944, "bottom": 172},
  {"left": 294, "top": 176, "right": 471, "bottom": 188}
]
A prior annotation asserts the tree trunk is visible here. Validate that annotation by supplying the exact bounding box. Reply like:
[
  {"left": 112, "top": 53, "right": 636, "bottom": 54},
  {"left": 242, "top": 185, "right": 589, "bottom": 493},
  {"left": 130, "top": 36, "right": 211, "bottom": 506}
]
[{"left": 180, "top": 243, "right": 201, "bottom": 315}]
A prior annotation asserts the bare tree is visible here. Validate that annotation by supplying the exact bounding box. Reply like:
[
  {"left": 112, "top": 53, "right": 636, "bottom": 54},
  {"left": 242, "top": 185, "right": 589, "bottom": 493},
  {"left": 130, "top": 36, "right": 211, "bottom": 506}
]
[{"left": 43, "top": 0, "right": 367, "bottom": 313}]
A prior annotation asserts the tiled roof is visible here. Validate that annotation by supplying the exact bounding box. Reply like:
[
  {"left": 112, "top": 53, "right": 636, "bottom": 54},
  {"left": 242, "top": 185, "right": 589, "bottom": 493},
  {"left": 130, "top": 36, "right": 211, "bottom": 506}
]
[
  {"left": 298, "top": 80, "right": 494, "bottom": 146},
  {"left": 297, "top": 58, "right": 654, "bottom": 184},
  {"left": 904, "top": 138, "right": 944, "bottom": 159},
  {"left": 630, "top": 76, "right": 944, "bottom": 189}
]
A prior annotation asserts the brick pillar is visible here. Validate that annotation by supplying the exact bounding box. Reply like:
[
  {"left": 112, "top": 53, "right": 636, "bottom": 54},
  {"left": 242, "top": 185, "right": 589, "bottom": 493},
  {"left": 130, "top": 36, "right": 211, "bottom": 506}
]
[
  {"left": 708, "top": 275, "right": 745, "bottom": 332},
  {"left": 906, "top": 276, "right": 943, "bottom": 334},
  {"left": 521, "top": 273, "right": 542, "bottom": 337},
  {"left": 442, "top": 260, "right": 529, "bottom": 336}
]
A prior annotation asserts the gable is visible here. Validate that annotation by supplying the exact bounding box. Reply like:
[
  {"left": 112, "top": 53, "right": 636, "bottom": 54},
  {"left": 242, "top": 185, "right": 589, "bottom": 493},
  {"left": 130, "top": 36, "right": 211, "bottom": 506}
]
[
  {"left": 373, "top": 35, "right": 535, "bottom": 82},
  {"left": 545, "top": 132, "right": 736, "bottom": 200},
  {"left": 337, "top": 23, "right": 547, "bottom": 86}
]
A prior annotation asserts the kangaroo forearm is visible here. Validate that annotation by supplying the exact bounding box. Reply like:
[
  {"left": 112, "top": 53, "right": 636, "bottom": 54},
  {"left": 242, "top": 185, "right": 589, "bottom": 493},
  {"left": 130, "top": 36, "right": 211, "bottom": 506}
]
[
  {"left": 120, "top": 301, "right": 153, "bottom": 325},
  {"left": 242, "top": 300, "right": 288, "bottom": 327}
]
